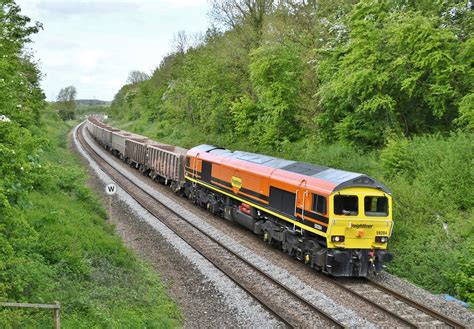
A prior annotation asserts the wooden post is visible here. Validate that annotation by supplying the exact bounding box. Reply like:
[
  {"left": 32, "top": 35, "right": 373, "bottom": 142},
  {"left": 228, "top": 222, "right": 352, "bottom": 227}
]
[
  {"left": 109, "top": 195, "right": 112, "bottom": 221},
  {"left": 1, "top": 302, "right": 60, "bottom": 328},
  {"left": 53, "top": 301, "right": 60, "bottom": 329}
]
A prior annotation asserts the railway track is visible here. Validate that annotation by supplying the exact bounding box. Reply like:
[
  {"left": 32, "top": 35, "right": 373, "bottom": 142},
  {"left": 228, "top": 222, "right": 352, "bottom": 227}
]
[
  {"left": 76, "top": 122, "right": 345, "bottom": 328},
  {"left": 272, "top": 245, "right": 467, "bottom": 328},
  {"left": 321, "top": 275, "right": 466, "bottom": 328},
  {"left": 366, "top": 279, "right": 466, "bottom": 328}
]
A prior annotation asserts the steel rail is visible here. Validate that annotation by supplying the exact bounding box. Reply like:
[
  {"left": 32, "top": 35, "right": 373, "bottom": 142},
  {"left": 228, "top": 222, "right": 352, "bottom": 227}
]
[
  {"left": 76, "top": 122, "right": 344, "bottom": 328},
  {"left": 367, "top": 279, "right": 466, "bottom": 328},
  {"left": 276, "top": 252, "right": 419, "bottom": 327},
  {"left": 322, "top": 276, "right": 418, "bottom": 328}
]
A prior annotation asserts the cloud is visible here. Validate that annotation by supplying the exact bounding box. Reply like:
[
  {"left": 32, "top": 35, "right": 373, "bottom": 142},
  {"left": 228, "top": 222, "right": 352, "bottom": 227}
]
[
  {"left": 75, "top": 50, "right": 111, "bottom": 73},
  {"left": 31, "top": 0, "right": 208, "bottom": 17},
  {"left": 16, "top": 0, "right": 210, "bottom": 100}
]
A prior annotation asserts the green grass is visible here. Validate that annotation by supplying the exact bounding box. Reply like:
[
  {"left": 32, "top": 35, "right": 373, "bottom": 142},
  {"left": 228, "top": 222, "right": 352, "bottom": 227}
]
[{"left": 0, "top": 112, "right": 182, "bottom": 327}]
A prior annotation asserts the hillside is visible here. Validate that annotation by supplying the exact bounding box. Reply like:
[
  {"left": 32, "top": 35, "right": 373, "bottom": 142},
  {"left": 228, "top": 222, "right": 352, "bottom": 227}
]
[
  {"left": 0, "top": 2, "right": 181, "bottom": 326},
  {"left": 75, "top": 99, "right": 111, "bottom": 106},
  {"left": 108, "top": 0, "right": 473, "bottom": 305}
]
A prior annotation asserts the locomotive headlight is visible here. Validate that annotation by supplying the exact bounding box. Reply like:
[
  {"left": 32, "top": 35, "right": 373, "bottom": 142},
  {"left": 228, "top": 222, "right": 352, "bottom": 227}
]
[
  {"left": 331, "top": 236, "right": 345, "bottom": 243},
  {"left": 375, "top": 236, "right": 389, "bottom": 243}
]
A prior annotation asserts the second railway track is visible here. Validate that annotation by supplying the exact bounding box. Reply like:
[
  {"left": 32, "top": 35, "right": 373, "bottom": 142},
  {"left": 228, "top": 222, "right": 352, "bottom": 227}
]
[
  {"left": 322, "top": 275, "right": 466, "bottom": 328},
  {"left": 76, "top": 122, "right": 346, "bottom": 328}
]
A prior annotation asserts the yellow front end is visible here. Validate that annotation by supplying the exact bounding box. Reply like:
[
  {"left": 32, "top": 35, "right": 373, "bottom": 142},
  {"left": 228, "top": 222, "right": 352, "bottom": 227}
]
[{"left": 326, "top": 187, "right": 393, "bottom": 250}]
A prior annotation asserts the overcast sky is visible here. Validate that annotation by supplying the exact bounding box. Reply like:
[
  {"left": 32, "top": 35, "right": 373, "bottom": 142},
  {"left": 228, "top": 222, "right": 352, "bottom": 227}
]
[{"left": 17, "top": 0, "right": 211, "bottom": 101}]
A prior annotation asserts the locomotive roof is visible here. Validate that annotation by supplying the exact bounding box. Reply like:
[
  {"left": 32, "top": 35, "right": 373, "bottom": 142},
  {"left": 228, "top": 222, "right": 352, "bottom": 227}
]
[{"left": 193, "top": 144, "right": 391, "bottom": 194}]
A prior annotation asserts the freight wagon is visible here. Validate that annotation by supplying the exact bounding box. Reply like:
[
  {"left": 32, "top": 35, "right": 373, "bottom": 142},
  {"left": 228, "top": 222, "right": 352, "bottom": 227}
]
[
  {"left": 111, "top": 131, "right": 130, "bottom": 157},
  {"left": 146, "top": 142, "right": 187, "bottom": 191},
  {"left": 125, "top": 138, "right": 148, "bottom": 169}
]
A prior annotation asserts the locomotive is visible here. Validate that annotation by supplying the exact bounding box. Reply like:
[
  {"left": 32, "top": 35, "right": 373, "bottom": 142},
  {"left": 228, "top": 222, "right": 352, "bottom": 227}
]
[{"left": 86, "top": 118, "right": 393, "bottom": 277}]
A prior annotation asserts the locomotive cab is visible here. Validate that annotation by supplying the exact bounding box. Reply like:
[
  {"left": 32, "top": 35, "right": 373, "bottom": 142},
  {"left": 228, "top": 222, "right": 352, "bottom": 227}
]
[{"left": 324, "top": 187, "right": 394, "bottom": 276}]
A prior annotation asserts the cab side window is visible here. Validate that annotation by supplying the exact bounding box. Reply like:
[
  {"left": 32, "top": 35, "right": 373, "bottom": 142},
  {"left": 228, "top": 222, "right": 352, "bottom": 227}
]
[{"left": 312, "top": 194, "right": 327, "bottom": 215}]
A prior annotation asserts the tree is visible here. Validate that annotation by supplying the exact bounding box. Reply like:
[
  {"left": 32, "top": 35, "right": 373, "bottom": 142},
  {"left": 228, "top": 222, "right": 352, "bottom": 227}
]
[
  {"left": 0, "top": 0, "right": 51, "bottom": 305},
  {"left": 56, "top": 86, "right": 77, "bottom": 120},
  {"left": 247, "top": 42, "right": 303, "bottom": 144},
  {"left": 316, "top": 1, "right": 472, "bottom": 147},
  {"left": 0, "top": 0, "right": 45, "bottom": 127},
  {"left": 126, "top": 70, "right": 150, "bottom": 85},
  {"left": 210, "top": 0, "right": 276, "bottom": 44},
  {"left": 171, "top": 30, "right": 189, "bottom": 54}
]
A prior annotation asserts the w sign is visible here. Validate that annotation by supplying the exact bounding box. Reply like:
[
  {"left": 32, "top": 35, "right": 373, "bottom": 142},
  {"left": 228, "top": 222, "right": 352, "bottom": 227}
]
[{"left": 105, "top": 183, "right": 117, "bottom": 195}]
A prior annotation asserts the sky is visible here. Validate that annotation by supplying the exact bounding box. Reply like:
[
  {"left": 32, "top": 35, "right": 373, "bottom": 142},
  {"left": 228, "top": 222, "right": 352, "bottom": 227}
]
[{"left": 17, "top": 0, "right": 211, "bottom": 101}]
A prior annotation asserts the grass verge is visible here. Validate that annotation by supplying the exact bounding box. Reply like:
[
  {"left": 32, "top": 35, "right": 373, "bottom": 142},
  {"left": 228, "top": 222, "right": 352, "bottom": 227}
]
[{"left": 0, "top": 112, "right": 182, "bottom": 327}]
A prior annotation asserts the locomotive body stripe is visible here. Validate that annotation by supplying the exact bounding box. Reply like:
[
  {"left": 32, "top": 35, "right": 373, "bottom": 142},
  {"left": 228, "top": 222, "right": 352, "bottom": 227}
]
[
  {"left": 185, "top": 176, "right": 328, "bottom": 236},
  {"left": 295, "top": 208, "right": 329, "bottom": 224},
  {"left": 210, "top": 176, "right": 269, "bottom": 202},
  {"left": 186, "top": 168, "right": 270, "bottom": 202},
  {"left": 210, "top": 177, "right": 231, "bottom": 188},
  {"left": 185, "top": 168, "right": 201, "bottom": 176},
  {"left": 295, "top": 214, "right": 329, "bottom": 228}
]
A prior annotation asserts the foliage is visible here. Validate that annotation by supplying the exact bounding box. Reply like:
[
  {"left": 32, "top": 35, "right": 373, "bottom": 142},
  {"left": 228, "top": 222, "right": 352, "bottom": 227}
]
[
  {"left": 247, "top": 43, "right": 303, "bottom": 144},
  {"left": 380, "top": 137, "right": 416, "bottom": 180},
  {"left": 75, "top": 104, "right": 109, "bottom": 117},
  {"left": 1, "top": 2, "right": 181, "bottom": 326},
  {"left": 0, "top": 0, "right": 46, "bottom": 128},
  {"left": 456, "top": 93, "right": 474, "bottom": 131},
  {"left": 55, "top": 86, "right": 77, "bottom": 121},
  {"left": 229, "top": 42, "right": 304, "bottom": 146},
  {"left": 209, "top": 0, "right": 276, "bottom": 45},
  {"left": 1, "top": 1, "right": 49, "bottom": 303},
  {"left": 317, "top": 1, "right": 472, "bottom": 147},
  {"left": 447, "top": 242, "right": 474, "bottom": 304},
  {"left": 126, "top": 70, "right": 150, "bottom": 85}
]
